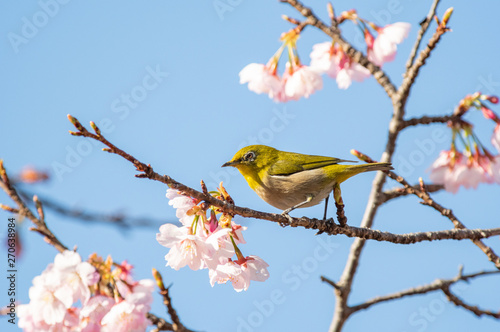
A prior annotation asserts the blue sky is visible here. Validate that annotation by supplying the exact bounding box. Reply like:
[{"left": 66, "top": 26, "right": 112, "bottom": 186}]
[{"left": 1, "top": 1, "right": 499, "bottom": 331}]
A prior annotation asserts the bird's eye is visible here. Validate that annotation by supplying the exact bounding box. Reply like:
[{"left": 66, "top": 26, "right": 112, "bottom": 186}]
[{"left": 243, "top": 151, "right": 255, "bottom": 161}]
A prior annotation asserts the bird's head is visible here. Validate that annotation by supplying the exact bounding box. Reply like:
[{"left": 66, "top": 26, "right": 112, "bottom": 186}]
[{"left": 222, "top": 145, "right": 278, "bottom": 175}]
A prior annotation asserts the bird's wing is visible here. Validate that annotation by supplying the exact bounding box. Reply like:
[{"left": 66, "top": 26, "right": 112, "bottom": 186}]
[{"left": 268, "top": 152, "right": 357, "bottom": 176}]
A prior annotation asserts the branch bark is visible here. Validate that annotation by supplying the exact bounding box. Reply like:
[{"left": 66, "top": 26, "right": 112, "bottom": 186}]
[
  {"left": 348, "top": 268, "right": 500, "bottom": 315},
  {"left": 65, "top": 116, "right": 500, "bottom": 245},
  {"left": 385, "top": 170, "right": 500, "bottom": 269},
  {"left": 16, "top": 187, "right": 164, "bottom": 228},
  {"left": 0, "top": 161, "right": 68, "bottom": 253},
  {"left": 404, "top": 0, "right": 441, "bottom": 72}
]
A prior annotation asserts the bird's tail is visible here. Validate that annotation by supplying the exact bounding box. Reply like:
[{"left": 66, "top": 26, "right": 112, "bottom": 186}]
[
  {"left": 354, "top": 162, "right": 393, "bottom": 173},
  {"left": 334, "top": 162, "right": 393, "bottom": 184}
]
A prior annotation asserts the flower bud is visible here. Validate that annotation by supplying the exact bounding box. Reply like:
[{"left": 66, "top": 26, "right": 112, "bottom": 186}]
[
  {"left": 350, "top": 149, "right": 375, "bottom": 163},
  {"left": 441, "top": 7, "right": 453, "bottom": 26},
  {"left": 152, "top": 268, "right": 165, "bottom": 290},
  {"left": 488, "top": 95, "right": 499, "bottom": 104},
  {"left": 327, "top": 2, "right": 335, "bottom": 22},
  {"left": 481, "top": 106, "right": 497, "bottom": 121}
]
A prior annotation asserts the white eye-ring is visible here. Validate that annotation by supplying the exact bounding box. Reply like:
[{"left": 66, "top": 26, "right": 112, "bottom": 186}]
[{"left": 243, "top": 151, "right": 256, "bottom": 161}]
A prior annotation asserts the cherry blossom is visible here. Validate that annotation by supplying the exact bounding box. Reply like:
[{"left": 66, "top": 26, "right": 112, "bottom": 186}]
[
  {"left": 310, "top": 42, "right": 370, "bottom": 89},
  {"left": 429, "top": 150, "right": 463, "bottom": 193},
  {"left": 429, "top": 149, "right": 498, "bottom": 192},
  {"left": 54, "top": 250, "right": 100, "bottom": 304},
  {"left": 231, "top": 222, "right": 247, "bottom": 245},
  {"left": 239, "top": 63, "right": 283, "bottom": 100},
  {"left": 19, "top": 265, "right": 74, "bottom": 327},
  {"left": 492, "top": 124, "right": 500, "bottom": 152},
  {"left": 156, "top": 223, "right": 233, "bottom": 271},
  {"left": 18, "top": 251, "right": 99, "bottom": 330},
  {"left": 166, "top": 188, "right": 197, "bottom": 226},
  {"left": 368, "top": 22, "right": 411, "bottom": 65},
  {"left": 491, "top": 156, "right": 500, "bottom": 183},
  {"left": 453, "top": 158, "right": 486, "bottom": 189},
  {"left": 80, "top": 295, "right": 116, "bottom": 332},
  {"left": 100, "top": 280, "right": 154, "bottom": 332},
  {"left": 284, "top": 64, "right": 323, "bottom": 100},
  {"left": 161, "top": 185, "right": 269, "bottom": 291},
  {"left": 18, "top": 251, "right": 155, "bottom": 331},
  {"left": 209, "top": 256, "right": 270, "bottom": 292}
]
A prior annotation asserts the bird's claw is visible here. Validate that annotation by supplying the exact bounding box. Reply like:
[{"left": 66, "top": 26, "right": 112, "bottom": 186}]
[{"left": 280, "top": 211, "right": 294, "bottom": 227}]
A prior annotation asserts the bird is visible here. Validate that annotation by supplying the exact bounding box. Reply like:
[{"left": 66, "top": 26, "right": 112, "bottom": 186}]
[{"left": 221, "top": 145, "right": 392, "bottom": 219}]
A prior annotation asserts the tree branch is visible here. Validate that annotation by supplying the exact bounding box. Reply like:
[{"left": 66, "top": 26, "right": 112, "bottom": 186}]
[
  {"left": 399, "top": 11, "right": 452, "bottom": 106},
  {"left": 380, "top": 183, "right": 444, "bottom": 203},
  {"left": 66, "top": 115, "right": 500, "bottom": 245},
  {"left": 330, "top": 3, "right": 454, "bottom": 329},
  {"left": 152, "top": 269, "right": 191, "bottom": 332},
  {"left": 404, "top": 0, "right": 441, "bottom": 72},
  {"left": 147, "top": 313, "right": 177, "bottom": 332},
  {"left": 321, "top": 275, "right": 342, "bottom": 291},
  {"left": 349, "top": 267, "right": 500, "bottom": 314},
  {"left": 280, "top": 0, "right": 397, "bottom": 99},
  {"left": 442, "top": 286, "right": 500, "bottom": 319},
  {"left": 401, "top": 114, "right": 457, "bottom": 129},
  {"left": 16, "top": 187, "right": 165, "bottom": 228},
  {"left": 385, "top": 170, "right": 500, "bottom": 269},
  {"left": 0, "top": 161, "right": 68, "bottom": 253}
]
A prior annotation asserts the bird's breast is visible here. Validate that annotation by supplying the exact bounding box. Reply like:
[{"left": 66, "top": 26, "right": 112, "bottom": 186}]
[{"left": 256, "top": 168, "right": 335, "bottom": 210}]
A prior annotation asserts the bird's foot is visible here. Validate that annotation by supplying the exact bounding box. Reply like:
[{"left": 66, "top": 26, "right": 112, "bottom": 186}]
[
  {"left": 316, "top": 218, "right": 336, "bottom": 235},
  {"left": 335, "top": 202, "right": 347, "bottom": 227},
  {"left": 280, "top": 211, "right": 294, "bottom": 227}
]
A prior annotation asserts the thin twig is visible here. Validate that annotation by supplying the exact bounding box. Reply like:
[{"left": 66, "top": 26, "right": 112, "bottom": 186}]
[
  {"left": 162, "top": 286, "right": 185, "bottom": 332},
  {"left": 147, "top": 313, "right": 176, "bottom": 332},
  {"left": 0, "top": 203, "right": 20, "bottom": 214},
  {"left": 2, "top": 160, "right": 191, "bottom": 332},
  {"left": 401, "top": 92, "right": 468, "bottom": 130},
  {"left": 405, "top": 0, "right": 441, "bottom": 72},
  {"left": 399, "top": 12, "right": 452, "bottom": 107},
  {"left": 442, "top": 286, "right": 500, "bottom": 319},
  {"left": 321, "top": 276, "right": 342, "bottom": 291},
  {"left": 152, "top": 269, "right": 193, "bottom": 332},
  {"left": 280, "top": 0, "right": 397, "bottom": 99},
  {"left": 0, "top": 161, "right": 68, "bottom": 253},
  {"left": 16, "top": 188, "right": 164, "bottom": 228},
  {"left": 350, "top": 268, "right": 500, "bottom": 314},
  {"left": 401, "top": 114, "right": 457, "bottom": 129},
  {"left": 385, "top": 170, "right": 500, "bottom": 269},
  {"left": 381, "top": 184, "right": 444, "bottom": 203}
]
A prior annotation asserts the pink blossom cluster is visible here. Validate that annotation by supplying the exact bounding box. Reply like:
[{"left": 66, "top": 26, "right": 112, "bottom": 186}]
[
  {"left": 429, "top": 150, "right": 500, "bottom": 193},
  {"left": 429, "top": 94, "right": 500, "bottom": 192},
  {"left": 310, "top": 22, "right": 410, "bottom": 89},
  {"left": 157, "top": 188, "right": 269, "bottom": 292},
  {"left": 239, "top": 34, "right": 323, "bottom": 103},
  {"left": 239, "top": 13, "right": 410, "bottom": 99},
  {"left": 18, "top": 251, "right": 154, "bottom": 332}
]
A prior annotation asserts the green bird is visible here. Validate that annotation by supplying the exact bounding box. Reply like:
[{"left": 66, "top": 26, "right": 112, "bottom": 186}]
[{"left": 222, "top": 145, "right": 392, "bottom": 219}]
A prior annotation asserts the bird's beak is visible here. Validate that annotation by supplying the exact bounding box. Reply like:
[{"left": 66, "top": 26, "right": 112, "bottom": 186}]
[{"left": 221, "top": 160, "right": 240, "bottom": 168}]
